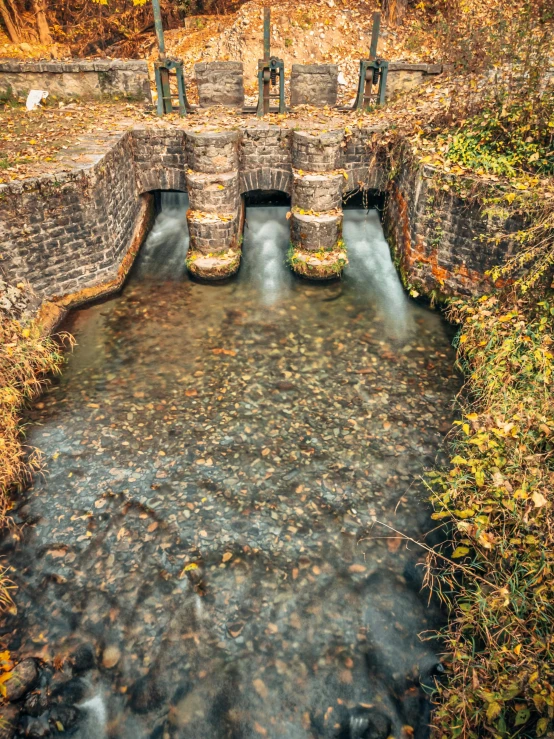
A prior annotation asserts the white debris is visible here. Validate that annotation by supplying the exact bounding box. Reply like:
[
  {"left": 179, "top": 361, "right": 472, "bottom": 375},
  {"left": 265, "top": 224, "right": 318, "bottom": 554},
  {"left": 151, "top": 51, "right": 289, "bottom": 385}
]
[{"left": 26, "top": 89, "right": 48, "bottom": 111}]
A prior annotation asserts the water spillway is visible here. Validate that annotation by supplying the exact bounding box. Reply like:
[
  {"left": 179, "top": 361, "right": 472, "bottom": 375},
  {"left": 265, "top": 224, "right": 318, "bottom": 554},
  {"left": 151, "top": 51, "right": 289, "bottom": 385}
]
[{"left": 7, "top": 199, "right": 460, "bottom": 738}]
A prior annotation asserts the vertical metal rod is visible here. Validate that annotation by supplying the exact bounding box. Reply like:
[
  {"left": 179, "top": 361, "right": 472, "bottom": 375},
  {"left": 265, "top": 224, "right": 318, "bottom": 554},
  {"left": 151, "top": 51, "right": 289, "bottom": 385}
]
[
  {"left": 151, "top": 0, "right": 166, "bottom": 60},
  {"left": 263, "top": 6, "right": 270, "bottom": 63},
  {"left": 369, "top": 11, "right": 380, "bottom": 61},
  {"left": 378, "top": 62, "right": 388, "bottom": 106}
]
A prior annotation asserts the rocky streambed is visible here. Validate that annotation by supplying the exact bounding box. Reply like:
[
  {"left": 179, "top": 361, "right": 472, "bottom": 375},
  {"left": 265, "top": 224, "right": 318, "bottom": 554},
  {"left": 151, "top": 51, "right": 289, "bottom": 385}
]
[{"left": 0, "top": 204, "right": 460, "bottom": 738}]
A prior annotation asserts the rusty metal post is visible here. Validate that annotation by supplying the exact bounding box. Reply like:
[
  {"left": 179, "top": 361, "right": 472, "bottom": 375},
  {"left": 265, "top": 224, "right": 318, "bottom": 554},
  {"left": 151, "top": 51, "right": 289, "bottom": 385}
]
[
  {"left": 151, "top": 0, "right": 166, "bottom": 61},
  {"left": 369, "top": 11, "right": 380, "bottom": 61}
]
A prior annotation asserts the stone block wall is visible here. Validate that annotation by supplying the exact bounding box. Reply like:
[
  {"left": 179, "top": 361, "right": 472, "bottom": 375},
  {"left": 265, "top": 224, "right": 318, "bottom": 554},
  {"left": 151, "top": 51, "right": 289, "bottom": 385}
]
[
  {"left": 383, "top": 155, "right": 516, "bottom": 296},
  {"left": 185, "top": 131, "right": 243, "bottom": 280},
  {"left": 194, "top": 62, "right": 244, "bottom": 108},
  {"left": 0, "top": 60, "right": 152, "bottom": 102},
  {"left": 343, "top": 125, "right": 388, "bottom": 192},
  {"left": 0, "top": 132, "right": 151, "bottom": 301},
  {"left": 290, "top": 65, "right": 338, "bottom": 108},
  {"left": 0, "top": 121, "right": 520, "bottom": 302},
  {"left": 386, "top": 63, "right": 442, "bottom": 102},
  {"left": 292, "top": 130, "right": 345, "bottom": 172},
  {"left": 132, "top": 128, "right": 187, "bottom": 193},
  {"left": 239, "top": 127, "right": 293, "bottom": 195},
  {"left": 289, "top": 130, "right": 347, "bottom": 279}
]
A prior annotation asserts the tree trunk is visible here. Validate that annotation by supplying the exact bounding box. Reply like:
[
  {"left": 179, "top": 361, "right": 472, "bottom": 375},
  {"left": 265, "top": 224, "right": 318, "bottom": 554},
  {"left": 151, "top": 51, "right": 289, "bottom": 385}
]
[
  {"left": 0, "top": 0, "right": 21, "bottom": 43},
  {"left": 33, "top": 0, "right": 52, "bottom": 44},
  {"left": 382, "top": 0, "right": 409, "bottom": 25}
]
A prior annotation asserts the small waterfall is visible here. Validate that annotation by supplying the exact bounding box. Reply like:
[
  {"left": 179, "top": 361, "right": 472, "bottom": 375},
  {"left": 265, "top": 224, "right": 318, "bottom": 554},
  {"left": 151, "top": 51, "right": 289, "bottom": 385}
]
[
  {"left": 242, "top": 205, "right": 291, "bottom": 305},
  {"left": 343, "top": 209, "right": 414, "bottom": 340},
  {"left": 135, "top": 192, "right": 190, "bottom": 279}
]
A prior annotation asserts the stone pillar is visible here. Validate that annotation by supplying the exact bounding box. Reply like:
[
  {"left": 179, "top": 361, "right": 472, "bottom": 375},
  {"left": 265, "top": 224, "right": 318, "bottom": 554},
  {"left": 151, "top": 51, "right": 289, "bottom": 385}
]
[
  {"left": 185, "top": 131, "right": 243, "bottom": 280},
  {"left": 194, "top": 62, "right": 245, "bottom": 109},
  {"left": 289, "top": 131, "right": 347, "bottom": 280},
  {"left": 290, "top": 65, "right": 338, "bottom": 108}
]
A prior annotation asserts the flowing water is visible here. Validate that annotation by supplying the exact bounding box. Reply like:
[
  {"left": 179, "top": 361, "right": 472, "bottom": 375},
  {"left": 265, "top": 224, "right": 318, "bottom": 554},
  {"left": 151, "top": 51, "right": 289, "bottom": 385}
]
[{"left": 5, "top": 193, "right": 460, "bottom": 739}]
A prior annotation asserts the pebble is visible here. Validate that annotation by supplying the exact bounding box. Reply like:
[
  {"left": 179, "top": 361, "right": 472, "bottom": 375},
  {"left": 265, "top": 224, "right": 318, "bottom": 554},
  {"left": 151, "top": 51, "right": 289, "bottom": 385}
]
[{"left": 8, "top": 220, "right": 461, "bottom": 737}]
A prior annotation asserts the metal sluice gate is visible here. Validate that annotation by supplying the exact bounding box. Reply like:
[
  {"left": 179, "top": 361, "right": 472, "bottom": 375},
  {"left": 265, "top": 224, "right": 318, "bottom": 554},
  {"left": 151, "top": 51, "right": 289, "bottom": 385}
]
[
  {"left": 256, "top": 7, "right": 286, "bottom": 116},
  {"left": 150, "top": 1, "right": 388, "bottom": 117}
]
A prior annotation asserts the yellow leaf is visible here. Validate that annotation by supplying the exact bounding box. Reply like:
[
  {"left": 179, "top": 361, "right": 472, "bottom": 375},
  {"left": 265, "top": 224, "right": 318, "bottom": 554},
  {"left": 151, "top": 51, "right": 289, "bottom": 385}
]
[
  {"left": 486, "top": 701, "right": 502, "bottom": 721},
  {"left": 475, "top": 468, "right": 485, "bottom": 487},
  {"left": 514, "top": 644, "right": 522, "bottom": 656},
  {"left": 451, "top": 546, "right": 470, "bottom": 559},
  {"left": 454, "top": 509, "right": 475, "bottom": 519}
]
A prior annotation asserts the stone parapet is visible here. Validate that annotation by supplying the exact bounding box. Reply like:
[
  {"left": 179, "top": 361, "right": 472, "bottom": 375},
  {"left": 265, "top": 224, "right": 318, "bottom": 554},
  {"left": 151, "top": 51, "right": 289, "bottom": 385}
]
[
  {"left": 186, "top": 131, "right": 240, "bottom": 174},
  {"left": 0, "top": 59, "right": 151, "bottom": 102},
  {"left": 194, "top": 61, "right": 245, "bottom": 108},
  {"left": 292, "top": 130, "right": 345, "bottom": 172},
  {"left": 0, "top": 131, "right": 150, "bottom": 300},
  {"left": 290, "top": 64, "right": 338, "bottom": 108}
]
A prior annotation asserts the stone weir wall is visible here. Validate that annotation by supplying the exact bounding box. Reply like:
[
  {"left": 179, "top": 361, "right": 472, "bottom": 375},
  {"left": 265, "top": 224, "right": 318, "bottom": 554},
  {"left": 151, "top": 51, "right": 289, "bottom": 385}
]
[
  {"left": 0, "top": 125, "right": 518, "bottom": 316},
  {"left": 0, "top": 60, "right": 152, "bottom": 102}
]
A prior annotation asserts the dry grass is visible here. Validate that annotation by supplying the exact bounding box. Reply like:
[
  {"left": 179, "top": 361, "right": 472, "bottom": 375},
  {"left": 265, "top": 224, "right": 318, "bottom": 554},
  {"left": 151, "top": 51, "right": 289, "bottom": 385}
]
[
  {"left": 427, "top": 280, "right": 554, "bottom": 737},
  {"left": 0, "top": 312, "right": 68, "bottom": 610}
]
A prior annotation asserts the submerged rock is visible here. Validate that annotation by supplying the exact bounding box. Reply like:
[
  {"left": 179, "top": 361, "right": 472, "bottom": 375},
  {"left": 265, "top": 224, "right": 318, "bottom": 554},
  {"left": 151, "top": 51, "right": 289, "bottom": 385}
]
[
  {"left": 22, "top": 690, "right": 50, "bottom": 718},
  {"left": 0, "top": 703, "right": 19, "bottom": 739},
  {"left": 130, "top": 671, "right": 168, "bottom": 714},
  {"left": 49, "top": 704, "right": 81, "bottom": 732},
  {"left": 70, "top": 644, "right": 96, "bottom": 675},
  {"left": 3, "top": 659, "right": 38, "bottom": 702}
]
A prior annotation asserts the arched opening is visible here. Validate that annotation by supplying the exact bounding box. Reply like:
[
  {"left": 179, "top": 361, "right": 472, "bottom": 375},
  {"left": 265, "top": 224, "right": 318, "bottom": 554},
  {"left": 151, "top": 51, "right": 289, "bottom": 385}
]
[
  {"left": 244, "top": 189, "right": 291, "bottom": 207},
  {"left": 342, "top": 187, "right": 385, "bottom": 212}
]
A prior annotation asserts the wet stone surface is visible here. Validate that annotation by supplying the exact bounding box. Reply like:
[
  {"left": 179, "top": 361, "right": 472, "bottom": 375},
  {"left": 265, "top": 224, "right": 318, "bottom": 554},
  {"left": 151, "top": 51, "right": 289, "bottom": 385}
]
[{"left": 5, "top": 205, "right": 460, "bottom": 738}]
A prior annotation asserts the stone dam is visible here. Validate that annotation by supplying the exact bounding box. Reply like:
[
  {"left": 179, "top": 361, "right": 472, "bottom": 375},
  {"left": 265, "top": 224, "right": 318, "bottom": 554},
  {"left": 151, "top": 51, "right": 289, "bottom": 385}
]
[{"left": 1, "top": 120, "right": 516, "bottom": 323}]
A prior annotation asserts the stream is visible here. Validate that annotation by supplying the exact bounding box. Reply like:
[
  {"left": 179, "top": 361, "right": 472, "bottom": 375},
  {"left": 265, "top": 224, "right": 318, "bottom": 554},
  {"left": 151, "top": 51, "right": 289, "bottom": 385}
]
[{"left": 4, "top": 193, "right": 460, "bottom": 739}]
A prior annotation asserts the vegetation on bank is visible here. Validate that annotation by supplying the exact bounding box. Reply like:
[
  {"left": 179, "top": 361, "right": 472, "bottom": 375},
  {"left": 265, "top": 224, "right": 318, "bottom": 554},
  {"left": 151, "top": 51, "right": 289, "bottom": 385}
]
[
  {"left": 0, "top": 297, "right": 66, "bottom": 609},
  {"left": 428, "top": 284, "right": 554, "bottom": 739},
  {"left": 414, "top": 37, "right": 554, "bottom": 738}
]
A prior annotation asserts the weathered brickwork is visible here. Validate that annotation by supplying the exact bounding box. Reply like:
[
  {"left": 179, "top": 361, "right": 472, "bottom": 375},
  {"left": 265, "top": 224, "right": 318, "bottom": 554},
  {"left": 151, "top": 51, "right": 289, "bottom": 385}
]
[
  {"left": 194, "top": 62, "right": 245, "bottom": 108},
  {"left": 344, "top": 126, "right": 388, "bottom": 192},
  {"left": 291, "top": 213, "right": 343, "bottom": 251},
  {"left": 0, "top": 60, "right": 151, "bottom": 102},
  {"left": 185, "top": 130, "right": 242, "bottom": 277},
  {"left": 383, "top": 157, "right": 516, "bottom": 296},
  {"left": 293, "top": 173, "right": 343, "bottom": 212},
  {"left": 132, "top": 128, "right": 187, "bottom": 193},
  {"left": 0, "top": 122, "right": 519, "bottom": 299},
  {"left": 0, "top": 132, "right": 148, "bottom": 299},
  {"left": 187, "top": 212, "right": 240, "bottom": 255},
  {"left": 292, "top": 130, "right": 345, "bottom": 172},
  {"left": 290, "top": 64, "right": 338, "bottom": 108},
  {"left": 239, "top": 127, "right": 292, "bottom": 194},
  {"left": 187, "top": 171, "right": 240, "bottom": 213},
  {"left": 186, "top": 131, "right": 239, "bottom": 174}
]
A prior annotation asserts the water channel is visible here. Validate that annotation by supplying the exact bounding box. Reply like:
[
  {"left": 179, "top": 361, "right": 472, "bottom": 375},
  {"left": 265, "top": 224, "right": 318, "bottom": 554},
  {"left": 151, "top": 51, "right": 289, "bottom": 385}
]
[{"left": 6, "top": 193, "right": 460, "bottom": 738}]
